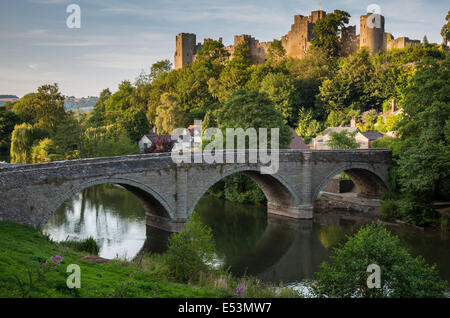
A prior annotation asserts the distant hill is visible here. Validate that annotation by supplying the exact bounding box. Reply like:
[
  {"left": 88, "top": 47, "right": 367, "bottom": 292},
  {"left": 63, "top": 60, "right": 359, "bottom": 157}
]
[
  {"left": 64, "top": 96, "right": 98, "bottom": 112},
  {"left": 0, "top": 95, "right": 19, "bottom": 106}
]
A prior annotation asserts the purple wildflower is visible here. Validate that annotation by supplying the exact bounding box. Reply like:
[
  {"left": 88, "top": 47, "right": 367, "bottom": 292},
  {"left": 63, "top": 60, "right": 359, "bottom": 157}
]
[{"left": 235, "top": 284, "right": 245, "bottom": 296}]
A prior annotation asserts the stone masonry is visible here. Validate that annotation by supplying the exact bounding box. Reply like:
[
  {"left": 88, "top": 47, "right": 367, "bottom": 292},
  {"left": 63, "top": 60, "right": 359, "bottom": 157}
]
[
  {"left": 0, "top": 150, "right": 391, "bottom": 232},
  {"left": 174, "top": 9, "right": 421, "bottom": 69}
]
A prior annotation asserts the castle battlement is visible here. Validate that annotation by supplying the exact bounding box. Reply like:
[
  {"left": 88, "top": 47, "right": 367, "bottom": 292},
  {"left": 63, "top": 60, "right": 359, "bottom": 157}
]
[{"left": 174, "top": 10, "right": 420, "bottom": 69}]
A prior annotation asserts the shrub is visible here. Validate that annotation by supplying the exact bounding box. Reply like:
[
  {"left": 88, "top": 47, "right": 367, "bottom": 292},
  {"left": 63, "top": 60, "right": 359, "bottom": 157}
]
[
  {"left": 61, "top": 237, "right": 100, "bottom": 255},
  {"left": 164, "top": 212, "right": 216, "bottom": 283},
  {"left": 308, "top": 223, "right": 447, "bottom": 297},
  {"left": 380, "top": 199, "right": 401, "bottom": 220}
]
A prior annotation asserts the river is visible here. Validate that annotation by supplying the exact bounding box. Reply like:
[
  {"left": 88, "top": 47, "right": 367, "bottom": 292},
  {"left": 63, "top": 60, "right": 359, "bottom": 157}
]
[{"left": 44, "top": 183, "right": 450, "bottom": 287}]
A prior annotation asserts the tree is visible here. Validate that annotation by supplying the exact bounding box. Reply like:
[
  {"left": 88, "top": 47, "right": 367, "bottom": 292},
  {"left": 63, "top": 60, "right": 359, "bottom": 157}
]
[
  {"left": 154, "top": 93, "right": 188, "bottom": 134},
  {"left": 326, "top": 130, "right": 359, "bottom": 149},
  {"left": 88, "top": 89, "right": 111, "bottom": 127},
  {"left": 104, "top": 81, "right": 134, "bottom": 123},
  {"left": 81, "top": 125, "right": 139, "bottom": 158},
  {"left": 309, "top": 223, "right": 447, "bottom": 297},
  {"left": 267, "top": 39, "right": 286, "bottom": 65},
  {"left": 295, "top": 107, "right": 321, "bottom": 138},
  {"left": 10, "top": 123, "right": 38, "bottom": 163},
  {"left": 215, "top": 90, "right": 292, "bottom": 149},
  {"left": 311, "top": 10, "right": 350, "bottom": 58},
  {"left": 165, "top": 212, "right": 215, "bottom": 283},
  {"left": 319, "top": 48, "right": 376, "bottom": 115},
  {"left": 208, "top": 44, "right": 253, "bottom": 103},
  {"left": 395, "top": 56, "right": 450, "bottom": 211},
  {"left": 260, "top": 72, "right": 297, "bottom": 125},
  {"left": 149, "top": 59, "right": 172, "bottom": 83},
  {"left": 119, "top": 107, "right": 150, "bottom": 141},
  {"left": 357, "top": 109, "right": 378, "bottom": 131},
  {"left": 230, "top": 42, "right": 253, "bottom": 68},
  {"left": 52, "top": 114, "right": 82, "bottom": 159},
  {"left": 31, "top": 138, "right": 64, "bottom": 163},
  {"left": 195, "top": 40, "right": 230, "bottom": 66},
  {"left": 12, "top": 84, "right": 66, "bottom": 133},
  {"left": 441, "top": 11, "right": 450, "bottom": 44},
  {"left": 0, "top": 107, "right": 20, "bottom": 153}
]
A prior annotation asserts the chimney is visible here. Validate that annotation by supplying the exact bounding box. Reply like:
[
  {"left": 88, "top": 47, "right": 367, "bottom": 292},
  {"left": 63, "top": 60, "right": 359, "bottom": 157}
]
[
  {"left": 391, "top": 98, "right": 397, "bottom": 112},
  {"left": 350, "top": 117, "right": 356, "bottom": 128}
]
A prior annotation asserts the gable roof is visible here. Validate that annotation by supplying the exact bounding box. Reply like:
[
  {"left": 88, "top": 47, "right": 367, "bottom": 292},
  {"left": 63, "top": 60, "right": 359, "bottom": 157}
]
[
  {"left": 322, "top": 126, "right": 359, "bottom": 135},
  {"left": 289, "top": 128, "right": 308, "bottom": 149},
  {"left": 359, "top": 131, "right": 384, "bottom": 141}
]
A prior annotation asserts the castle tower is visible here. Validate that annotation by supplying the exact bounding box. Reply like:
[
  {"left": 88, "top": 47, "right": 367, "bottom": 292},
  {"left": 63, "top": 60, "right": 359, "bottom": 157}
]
[
  {"left": 360, "top": 13, "right": 385, "bottom": 55},
  {"left": 174, "top": 33, "right": 197, "bottom": 70}
]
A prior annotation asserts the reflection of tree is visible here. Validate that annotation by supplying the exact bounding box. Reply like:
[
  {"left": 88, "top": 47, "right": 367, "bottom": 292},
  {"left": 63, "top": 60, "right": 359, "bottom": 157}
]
[
  {"left": 316, "top": 225, "right": 353, "bottom": 249},
  {"left": 195, "top": 196, "right": 267, "bottom": 265}
]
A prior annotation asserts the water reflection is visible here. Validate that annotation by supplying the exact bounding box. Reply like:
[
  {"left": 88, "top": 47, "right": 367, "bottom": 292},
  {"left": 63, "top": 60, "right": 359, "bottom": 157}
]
[
  {"left": 44, "top": 184, "right": 147, "bottom": 260},
  {"left": 45, "top": 184, "right": 449, "bottom": 286}
]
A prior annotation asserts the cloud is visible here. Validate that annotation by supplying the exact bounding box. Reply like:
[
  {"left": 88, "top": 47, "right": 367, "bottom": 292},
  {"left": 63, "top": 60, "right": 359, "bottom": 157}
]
[{"left": 27, "top": 63, "right": 40, "bottom": 70}]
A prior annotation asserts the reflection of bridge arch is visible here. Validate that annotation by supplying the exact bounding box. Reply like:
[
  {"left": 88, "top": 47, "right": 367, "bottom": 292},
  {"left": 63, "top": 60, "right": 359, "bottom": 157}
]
[
  {"left": 40, "top": 177, "right": 173, "bottom": 230},
  {"left": 226, "top": 216, "right": 330, "bottom": 282}
]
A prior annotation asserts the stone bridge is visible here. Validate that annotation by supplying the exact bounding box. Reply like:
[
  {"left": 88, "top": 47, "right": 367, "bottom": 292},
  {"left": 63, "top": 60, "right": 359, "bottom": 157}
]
[{"left": 0, "top": 150, "right": 391, "bottom": 232}]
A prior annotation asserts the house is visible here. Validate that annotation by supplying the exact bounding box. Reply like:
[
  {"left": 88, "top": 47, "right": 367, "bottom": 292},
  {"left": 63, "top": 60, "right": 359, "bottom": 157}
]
[
  {"left": 311, "top": 127, "right": 359, "bottom": 150},
  {"left": 355, "top": 131, "right": 384, "bottom": 148},
  {"left": 138, "top": 132, "right": 159, "bottom": 152},
  {"left": 289, "top": 128, "right": 309, "bottom": 150}
]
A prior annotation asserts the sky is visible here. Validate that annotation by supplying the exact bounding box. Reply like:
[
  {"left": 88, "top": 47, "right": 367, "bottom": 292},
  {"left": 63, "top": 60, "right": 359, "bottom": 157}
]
[{"left": 0, "top": 0, "right": 447, "bottom": 98}]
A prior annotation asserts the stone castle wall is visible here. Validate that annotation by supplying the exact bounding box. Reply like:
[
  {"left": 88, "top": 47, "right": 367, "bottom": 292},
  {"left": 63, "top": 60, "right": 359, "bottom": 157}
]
[{"left": 174, "top": 9, "right": 420, "bottom": 69}]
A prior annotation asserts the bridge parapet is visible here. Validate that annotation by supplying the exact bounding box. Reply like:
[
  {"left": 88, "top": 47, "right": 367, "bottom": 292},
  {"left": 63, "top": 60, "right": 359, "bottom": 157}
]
[{"left": 0, "top": 149, "right": 392, "bottom": 231}]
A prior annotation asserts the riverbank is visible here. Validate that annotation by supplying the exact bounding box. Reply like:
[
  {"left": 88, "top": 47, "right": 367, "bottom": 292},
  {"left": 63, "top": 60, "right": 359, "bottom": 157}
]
[{"left": 0, "top": 222, "right": 301, "bottom": 298}]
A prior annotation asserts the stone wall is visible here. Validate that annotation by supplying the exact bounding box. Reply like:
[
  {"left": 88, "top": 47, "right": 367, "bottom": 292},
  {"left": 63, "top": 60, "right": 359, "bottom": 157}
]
[{"left": 0, "top": 150, "right": 391, "bottom": 231}]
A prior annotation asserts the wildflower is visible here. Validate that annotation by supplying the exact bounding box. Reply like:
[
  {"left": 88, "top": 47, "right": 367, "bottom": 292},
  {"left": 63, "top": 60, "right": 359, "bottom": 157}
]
[
  {"left": 44, "top": 260, "right": 49, "bottom": 266},
  {"left": 132, "top": 282, "right": 136, "bottom": 286},
  {"left": 235, "top": 284, "right": 245, "bottom": 296},
  {"left": 122, "top": 282, "right": 126, "bottom": 287}
]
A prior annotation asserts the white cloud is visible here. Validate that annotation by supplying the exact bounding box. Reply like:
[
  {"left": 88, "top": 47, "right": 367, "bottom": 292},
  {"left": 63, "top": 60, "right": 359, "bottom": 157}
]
[{"left": 27, "top": 63, "right": 40, "bottom": 70}]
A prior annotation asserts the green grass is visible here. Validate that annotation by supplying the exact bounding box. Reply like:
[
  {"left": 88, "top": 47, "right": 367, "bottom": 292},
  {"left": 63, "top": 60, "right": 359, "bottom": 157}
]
[
  {"left": 0, "top": 222, "right": 303, "bottom": 298},
  {"left": 0, "top": 222, "right": 230, "bottom": 298}
]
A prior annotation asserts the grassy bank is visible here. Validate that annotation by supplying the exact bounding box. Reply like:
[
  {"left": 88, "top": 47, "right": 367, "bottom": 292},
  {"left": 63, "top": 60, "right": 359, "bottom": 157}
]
[{"left": 0, "top": 222, "right": 301, "bottom": 298}]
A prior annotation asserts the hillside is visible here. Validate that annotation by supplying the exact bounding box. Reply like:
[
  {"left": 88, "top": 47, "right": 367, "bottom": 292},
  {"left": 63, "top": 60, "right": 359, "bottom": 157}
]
[{"left": 64, "top": 96, "right": 98, "bottom": 112}]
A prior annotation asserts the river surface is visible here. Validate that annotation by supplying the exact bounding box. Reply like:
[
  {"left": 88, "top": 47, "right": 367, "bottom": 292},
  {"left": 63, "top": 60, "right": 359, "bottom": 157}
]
[{"left": 44, "top": 184, "right": 450, "bottom": 286}]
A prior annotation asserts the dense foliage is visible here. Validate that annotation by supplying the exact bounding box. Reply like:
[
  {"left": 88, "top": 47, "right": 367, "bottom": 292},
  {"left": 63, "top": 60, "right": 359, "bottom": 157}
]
[
  {"left": 165, "top": 212, "right": 216, "bottom": 283},
  {"left": 309, "top": 223, "right": 447, "bottom": 297}
]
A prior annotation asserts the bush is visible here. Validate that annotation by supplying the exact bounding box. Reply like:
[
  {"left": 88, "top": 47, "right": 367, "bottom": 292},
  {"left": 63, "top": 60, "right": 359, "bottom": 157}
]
[
  {"left": 380, "top": 199, "right": 401, "bottom": 220},
  {"left": 164, "top": 212, "right": 216, "bottom": 283},
  {"left": 61, "top": 237, "right": 100, "bottom": 255},
  {"left": 308, "top": 223, "right": 447, "bottom": 297}
]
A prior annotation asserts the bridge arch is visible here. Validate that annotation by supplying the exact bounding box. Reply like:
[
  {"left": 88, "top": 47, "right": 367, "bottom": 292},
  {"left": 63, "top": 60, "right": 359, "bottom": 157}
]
[
  {"left": 188, "top": 166, "right": 300, "bottom": 217},
  {"left": 39, "top": 177, "right": 174, "bottom": 230},
  {"left": 313, "top": 163, "right": 390, "bottom": 202}
]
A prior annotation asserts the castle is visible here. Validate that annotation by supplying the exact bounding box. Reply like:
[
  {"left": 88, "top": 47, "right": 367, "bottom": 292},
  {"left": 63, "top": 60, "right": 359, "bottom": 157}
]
[{"left": 174, "top": 10, "right": 421, "bottom": 69}]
